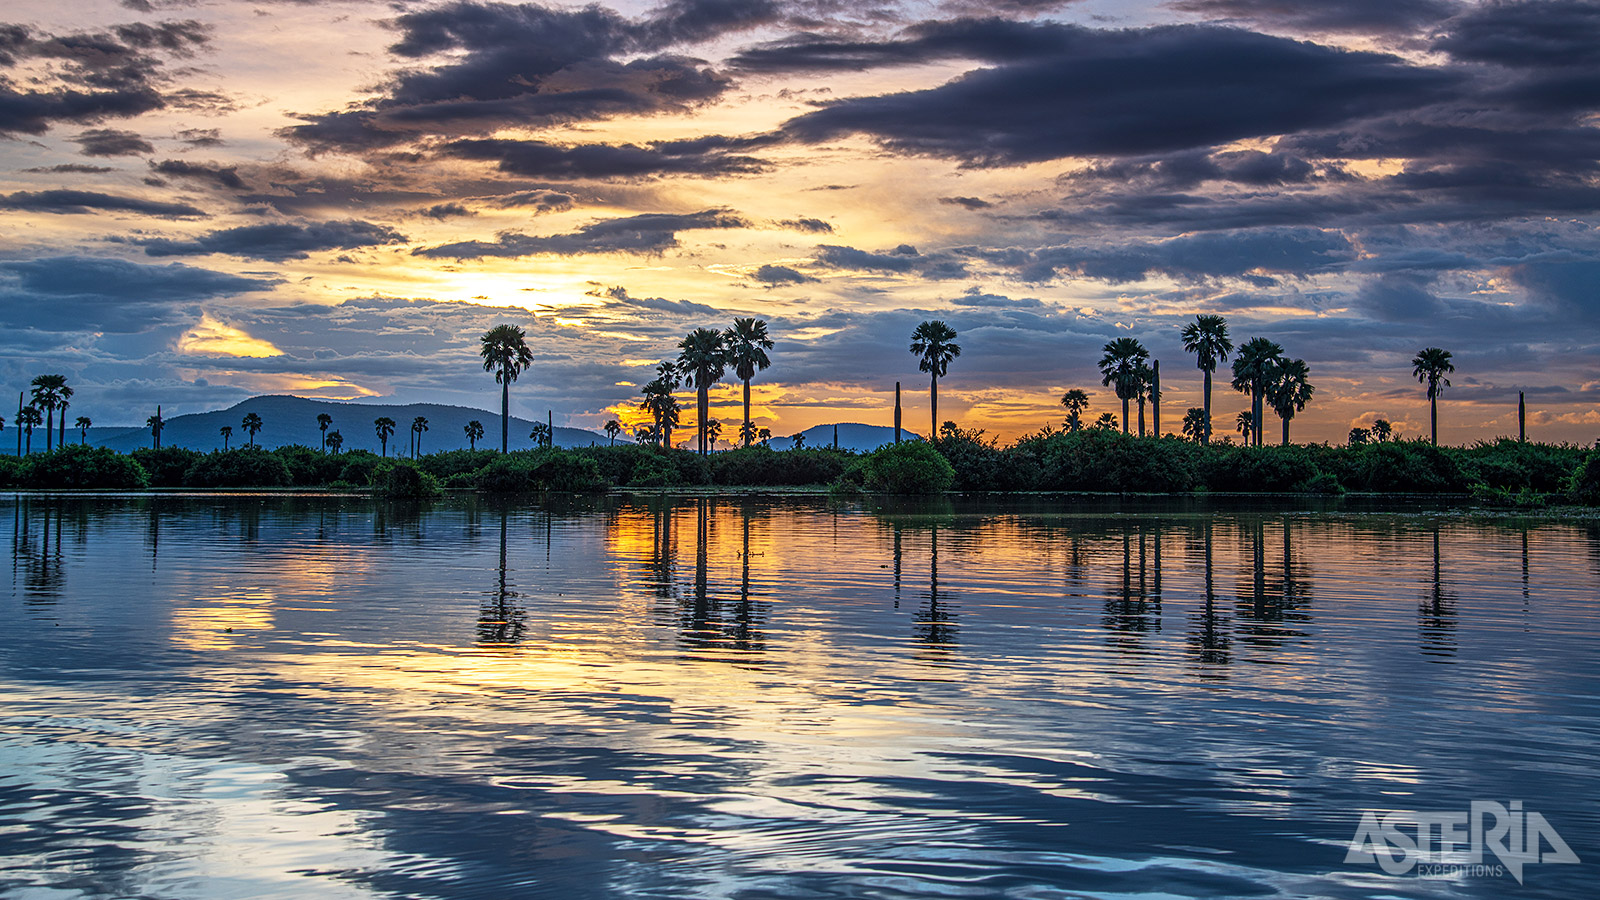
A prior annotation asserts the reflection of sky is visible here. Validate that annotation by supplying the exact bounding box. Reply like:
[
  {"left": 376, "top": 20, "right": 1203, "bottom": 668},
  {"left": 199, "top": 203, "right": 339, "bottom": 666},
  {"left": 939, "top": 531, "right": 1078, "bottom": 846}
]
[{"left": 2, "top": 496, "right": 1598, "bottom": 898}]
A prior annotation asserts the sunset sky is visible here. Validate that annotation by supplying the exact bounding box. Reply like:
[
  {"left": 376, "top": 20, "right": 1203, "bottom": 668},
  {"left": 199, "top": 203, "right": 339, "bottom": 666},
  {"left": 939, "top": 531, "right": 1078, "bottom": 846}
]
[{"left": 2, "top": 0, "right": 1597, "bottom": 444}]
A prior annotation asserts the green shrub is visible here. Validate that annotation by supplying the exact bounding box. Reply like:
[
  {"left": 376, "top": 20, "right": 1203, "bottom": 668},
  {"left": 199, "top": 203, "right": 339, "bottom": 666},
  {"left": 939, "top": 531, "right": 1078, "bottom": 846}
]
[
  {"left": 337, "top": 451, "right": 382, "bottom": 486},
  {"left": 0, "top": 456, "right": 24, "bottom": 487},
  {"left": 1350, "top": 441, "right": 1467, "bottom": 493},
  {"left": 1568, "top": 452, "right": 1600, "bottom": 505},
  {"left": 419, "top": 449, "right": 498, "bottom": 481},
  {"left": 20, "top": 445, "right": 149, "bottom": 489},
  {"left": 271, "top": 444, "right": 347, "bottom": 486},
  {"left": 183, "top": 448, "right": 293, "bottom": 488},
  {"left": 130, "top": 446, "right": 203, "bottom": 487},
  {"left": 847, "top": 441, "right": 955, "bottom": 493},
  {"left": 710, "top": 446, "right": 850, "bottom": 485},
  {"left": 1204, "top": 445, "right": 1319, "bottom": 492},
  {"left": 528, "top": 451, "right": 606, "bottom": 492},
  {"left": 934, "top": 426, "right": 1019, "bottom": 491},
  {"left": 372, "top": 461, "right": 441, "bottom": 499}
]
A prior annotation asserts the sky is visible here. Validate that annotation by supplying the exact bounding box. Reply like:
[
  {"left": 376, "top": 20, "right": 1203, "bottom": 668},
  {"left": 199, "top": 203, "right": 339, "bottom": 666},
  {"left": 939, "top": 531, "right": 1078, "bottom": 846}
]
[{"left": 1, "top": 0, "right": 1598, "bottom": 445}]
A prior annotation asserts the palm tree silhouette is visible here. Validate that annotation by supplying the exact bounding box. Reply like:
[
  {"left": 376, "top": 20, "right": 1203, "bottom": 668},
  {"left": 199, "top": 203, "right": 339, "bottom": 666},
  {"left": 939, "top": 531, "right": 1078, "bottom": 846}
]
[
  {"left": 465, "top": 420, "right": 484, "bottom": 451},
  {"left": 1098, "top": 337, "right": 1148, "bottom": 434},
  {"left": 220, "top": 425, "right": 232, "bottom": 450},
  {"left": 910, "top": 320, "right": 961, "bottom": 439},
  {"left": 480, "top": 324, "right": 534, "bottom": 453},
  {"left": 145, "top": 406, "right": 164, "bottom": 449},
  {"left": 326, "top": 430, "right": 344, "bottom": 454},
  {"left": 758, "top": 427, "right": 771, "bottom": 446},
  {"left": 677, "top": 327, "right": 728, "bottom": 455},
  {"left": 1134, "top": 362, "right": 1156, "bottom": 437},
  {"left": 1236, "top": 410, "right": 1254, "bottom": 442},
  {"left": 20, "top": 405, "right": 43, "bottom": 453},
  {"left": 1230, "top": 338, "right": 1283, "bottom": 447},
  {"left": 639, "top": 374, "right": 678, "bottom": 448},
  {"left": 724, "top": 317, "right": 773, "bottom": 446},
  {"left": 242, "top": 412, "right": 263, "bottom": 448},
  {"left": 75, "top": 416, "right": 91, "bottom": 445},
  {"left": 1094, "top": 412, "right": 1118, "bottom": 430},
  {"left": 1412, "top": 347, "right": 1454, "bottom": 446},
  {"left": 1267, "top": 358, "right": 1314, "bottom": 445},
  {"left": 1181, "top": 408, "right": 1207, "bottom": 443},
  {"left": 317, "top": 413, "right": 333, "bottom": 452},
  {"left": 1061, "top": 389, "right": 1090, "bottom": 432},
  {"left": 1348, "top": 426, "right": 1371, "bottom": 445},
  {"left": 1371, "top": 419, "right": 1393, "bottom": 442},
  {"left": 738, "top": 419, "right": 758, "bottom": 447},
  {"left": 1180, "top": 314, "right": 1232, "bottom": 445},
  {"left": 604, "top": 419, "right": 620, "bottom": 445},
  {"left": 529, "top": 421, "right": 550, "bottom": 448},
  {"left": 791, "top": 432, "right": 806, "bottom": 450},
  {"left": 374, "top": 417, "right": 396, "bottom": 456},
  {"left": 29, "top": 375, "right": 68, "bottom": 453},
  {"left": 705, "top": 418, "right": 722, "bottom": 450},
  {"left": 411, "top": 416, "right": 429, "bottom": 457},
  {"left": 55, "top": 394, "right": 70, "bottom": 450}
]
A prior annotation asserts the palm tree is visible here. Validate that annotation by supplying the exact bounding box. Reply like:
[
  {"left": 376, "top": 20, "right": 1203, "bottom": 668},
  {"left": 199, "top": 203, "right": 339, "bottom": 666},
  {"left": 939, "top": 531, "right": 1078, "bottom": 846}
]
[
  {"left": 724, "top": 317, "right": 773, "bottom": 446},
  {"left": 242, "top": 412, "right": 263, "bottom": 448},
  {"left": 790, "top": 432, "right": 806, "bottom": 450},
  {"left": 738, "top": 420, "right": 758, "bottom": 447},
  {"left": 145, "top": 406, "right": 164, "bottom": 449},
  {"left": 1412, "top": 348, "right": 1454, "bottom": 446},
  {"left": 317, "top": 413, "right": 333, "bottom": 452},
  {"left": 480, "top": 324, "right": 535, "bottom": 453},
  {"left": 1098, "top": 337, "right": 1148, "bottom": 434},
  {"left": 465, "top": 420, "right": 484, "bottom": 451},
  {"left": 1134, "top": 362, "right": 1156, "bottom": 437},
  {"left": 1061, "top": 389, "right": 1090, "bottom": 432},
  {"left": 220, "top": 425, "right": 232, "bottom": 450},
  {"left": 1236, "top": 410, "right": 1254, "bottom": 443},
  {"left": 326, "top": 430, "right": 344, "bottom": 454},
  {"left": 757, "top": 426, "right": 771, "bottom": 446},
  {"left": 1181, "top": 408, "right": 1207, "bottom": 443},
  {"left": 20, "top": 405, "right": 43, "bottom": 453},
  {"left": 604, "top": 419, "right": 621, "bottom": 445},
  {"left": 705, "top": 418, "right": 722, "bottom": 450},
  {"left": 374, "top": 417, "right": 396, "bottom": 456},
  {"left": 909, "top": 320, "right": 961, "bottom": 438},
  {"left": 529, "top": 421, "right": 550, "bottom": 448},
  {"left": 1230, "top": 338, "right": 1283, "bottom": 447},
  {"left": 1093, "top": 412, "right": 1118, "bottom": 430},
  {"left": 1372, "top": 419, "right": 1393, "bottom": 442},
  {"left": 1180, "top": 314, "right": 1233, "bottom": 445},
  {"left": 677, "top": 327, "right": 728, "bottom": 455},
  {"left": 55, "top": 394, "right": 71, "bottom": 450},
  {"left": 411, "top": 416, "right": 429, "bottom": 457},
  {"left": 30, "top": 374, "right": 68, "bottom": 452},
  {"left": 1348, "top": 426, "right": 1371, "bottom": 445},
  {"left": 1267, "top": 358, "right": 1314, "bottom": 444},
  {"left": 75, "top": 416, "right": 91, "bottom": 444}
]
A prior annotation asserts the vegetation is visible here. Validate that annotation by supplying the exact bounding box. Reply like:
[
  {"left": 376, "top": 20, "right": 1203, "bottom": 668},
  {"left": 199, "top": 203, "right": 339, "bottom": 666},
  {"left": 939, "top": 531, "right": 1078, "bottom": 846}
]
[
  {"left": 480, "top": 323, "right": 535, "bottom": 453},
  {"left": 838, "top": 441, "right": 954, "bottom": 494},
  {"left": 910, "top": 320, "right": 961, "bottom": 440},
  {"left": 1180, "top": 314, "right": 1232, "bottom": 445},
  {"left": 1413, "top": 347, "right": 1455, "bottom": 446},
  {"left": 725, "top": 317, "right": 773, "bottom": 447},
  {"left": 677, "top": 327, "right": 728, "bottom": 455}
]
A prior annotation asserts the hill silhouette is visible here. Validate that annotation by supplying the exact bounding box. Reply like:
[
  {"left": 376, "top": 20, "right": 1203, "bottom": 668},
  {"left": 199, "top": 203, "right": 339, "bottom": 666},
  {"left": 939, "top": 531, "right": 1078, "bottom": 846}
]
[{"left": 767, "top": 423, "right": 923, "bottom": 453}]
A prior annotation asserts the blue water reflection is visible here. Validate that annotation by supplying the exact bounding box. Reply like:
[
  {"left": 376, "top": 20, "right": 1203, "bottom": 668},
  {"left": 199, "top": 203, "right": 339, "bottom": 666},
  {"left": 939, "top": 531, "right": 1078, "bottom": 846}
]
[{"left": 2, "top": 493, "right": 1596, "bottom": 898}]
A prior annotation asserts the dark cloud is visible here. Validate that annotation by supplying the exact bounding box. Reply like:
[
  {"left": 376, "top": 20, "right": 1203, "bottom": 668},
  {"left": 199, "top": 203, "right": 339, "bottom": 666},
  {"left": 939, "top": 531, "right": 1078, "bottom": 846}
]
[
  {"left": 781, "top": 24, "right": 1456, "bottom": 165},
  {"left": 1434, "top": 0, "right": 1600, "bottom": 69},
  {"left": 0, "top": 255, "right": 273, "bottom": 333},
  {"left": 438, "top": 134, "right": 773, "bottom": 179},
  {"left": 21, "top": 163, "right": 116, "bottom": 173},
  {"left": 414, "top": 209, "right": 749, "bottom": 259},
  {"left": 0, "top": 189, "right": 204, "bottom": 217},
  {"left": 1171, "top": 0, "right": 1462, "bottom": 35},
  {"left": 488, "top": 190, "right": 575, "bottom": 213},
  {"left": 731, "top": 17, "right": 1080, "bottom": 73},
  {"left": 1353, "top": 272, "right": 1448, "bottom": 322},
  {"left": 70, "top": 127, "right": 153, "bottom": 156},
  {"left": 986, "top": 227, "right": 1355, "bottom": 283},
  {"left": 753, "top": 264, "right": 817, "bottom": 285},
  {"left": 419, "top": 202, "right": 474, "bottom": 220},
  {"left": 950, "top": 288, "right": 1042, "bottom": 308},
  {"left": 150, "top": 159, "right": 246, "bottom": 189},
  {"left": 940, "top": 196, "right": 992, "bottom": 209},
  {"left": 175, "top": 127, "right": 222, "bottom": 147},
  {"left": 813, "top": 243, "right": 969, "bottom": 279},
  {"left": 775, "top": 217, "right": 832, "bottom": 232},
  {"left": 136, "top": 219, "right": 408, "bottom": 260}
]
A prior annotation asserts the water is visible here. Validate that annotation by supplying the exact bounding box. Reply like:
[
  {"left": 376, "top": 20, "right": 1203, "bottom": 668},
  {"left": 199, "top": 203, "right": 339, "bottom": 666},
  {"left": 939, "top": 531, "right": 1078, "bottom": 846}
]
[{"left": 2, "top": 493, "right": 1597, "bottom": 899}]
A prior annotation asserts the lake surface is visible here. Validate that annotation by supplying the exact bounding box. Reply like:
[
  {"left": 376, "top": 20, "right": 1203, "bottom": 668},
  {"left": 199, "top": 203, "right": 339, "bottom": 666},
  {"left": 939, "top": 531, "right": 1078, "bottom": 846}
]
[{"left": 2, "top": 493, "right": 1597, "bottom": 899}]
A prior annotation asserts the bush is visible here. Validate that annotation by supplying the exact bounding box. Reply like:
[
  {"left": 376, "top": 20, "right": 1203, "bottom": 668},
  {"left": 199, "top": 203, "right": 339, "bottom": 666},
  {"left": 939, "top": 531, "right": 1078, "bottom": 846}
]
[
  {"left": 846, "top": 441, "right": 955, "bottom": 494},
  {"left": 337, "top": 451, "right": 382, "bottom": 486},
  {"left": 271, "top": 445, "right": 346, "bottom": 486},
  {"left": 20, "top": 445, "right": 149, "bottom": 489},
  {"left": 471, "top": 449, "right": 607, "bottom": 493},
  {"left": 710, "top": 446, "right": 850, "bottom": 486},
  {"left": 1204, "top": 445, "right": 1320, "bottom": 493},
  {"left": 372, "top": 461, "right": 441, "bottom": 499},
  {"left": 183, "top": 448, "right": 293, "bottom": 488},
  {"left": 130, "top": 446, "right": 204, "bottom": 487},
  {"left": 1569, "top": 452, "right": 1600, "bottom": 505},
  {"left": 0, "top": 456, "right": 24, "bottom": 487},
  {"left": 419, "top": 449, "right": 498, "bottom": 481},
  {"left": 1349, "top": 441, "right": 1466, "bottom": 493}
]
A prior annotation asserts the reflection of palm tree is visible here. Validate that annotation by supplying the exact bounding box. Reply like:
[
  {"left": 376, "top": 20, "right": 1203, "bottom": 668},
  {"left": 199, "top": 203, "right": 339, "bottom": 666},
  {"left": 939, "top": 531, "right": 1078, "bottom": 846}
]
[
  {"left": 910, "top": 320, "right": 961, "bottom": 439},
  {"left": 480, "top": 324, "right": 535, "bottom": 453},
  {"left": 1419, "top": 528, "right": 1457, "bottom": 658},
  {"left": 317, "top": 412, "right": 332, "bottom": 452},
  {"left": 677, "top": 328, "right": 728, "bottom": 455},
  {"left": 1180, "top": 314, "right": 1232, "bottom": 445},
  {"left": 242, "top": 412, "right": 263, "bottom": 448},
  {"left": 75, "top": 416, "right": 91, "bottom": 444},
  {"left": 1098, "top": 337, "right": 1148, "bottom": 434},
  {"left": 374, "top": 417, "right": 395, "bottom": 457},
  {"left": 915, "top": 527, "right": 958, "bottom": 653},
  {"left": 1188, "top": 521, "right": 1232, "bottom": 670},
  {"left": 465, "top": 419, "right": 484, "bottom": 450},
  {"left": 1412, "top": 347, "right": 1454, "bottom": 446},
  {"left": 1061, "top": 389, "right": 1090, "bottom": 432},
  {"left": 1230, "top": 338, "right": 1282, "bottom": 447},
  {"left": 725, "top": 317, "right": 773, "bottom": 447},
  {"left": 220, "top": 425, "right": 232, "bottom": 450},
  {"left": 478, "top": 511, "right": 526, "bottom": 647},
  {"left": 1267, "top": 357, "right": 1314, "bottom": 445}
]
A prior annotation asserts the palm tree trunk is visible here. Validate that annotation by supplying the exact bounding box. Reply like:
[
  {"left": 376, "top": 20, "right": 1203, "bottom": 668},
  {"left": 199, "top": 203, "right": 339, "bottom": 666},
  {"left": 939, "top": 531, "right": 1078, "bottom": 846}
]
[
  {"left": 699, "top": 386, "right": 709, "bottom": 455},
  {"left": 1430, "top": 390, "right": 1438, "bottom": 445},
  {"left": 1253, "top": 389, "right": 1264, "bottom": 447},
  {"left": 1281, "top": 416, "right": 1290, "bottom": 446},
  {"left": 1121, "top": 396, "right": 1129, "bottom": 434},
  {"left": 1137, "top": 398, "right": 1145, "bottom": 438},
  {"left": 743, "top": 378, "right": 752, "bottom": 447},
  {"left": 500, "top": 377, "right": 510, "bottom": 453},
  {"left": 44, "top": 408, "right": 53, "bottom": 452},
  {"left": 930, "top": 374, "right": 938, "bottom": 439},
  {"left": 1202, "top": 369, "right": 1212, "bottom": 445}
]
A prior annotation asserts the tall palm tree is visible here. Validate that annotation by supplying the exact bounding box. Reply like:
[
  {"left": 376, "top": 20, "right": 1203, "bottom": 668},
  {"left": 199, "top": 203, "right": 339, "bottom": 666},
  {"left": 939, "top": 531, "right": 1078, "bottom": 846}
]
[
  {"left": 30, "top": 374, "right": 68, "bottom": 453},
  {"left": 1098, "top": 337, "right": 1148, "bottom": 434},
  {"left": 677, "top": 327, "right": 728, "bottom": 455},
  {"left": 791, "top": 432, "right": 806, "bottom": 450},
  {"left": 411, "top": 416, "right": 429, "bottom": 457},
  {"left": 1134, "top": 362, "right": 1156, "bottom": 437},
  {"left": 1412, "top": 347, "right": 1454, "bottom": 446},
  {"left": 465, "top": 420, "right": 484, "bottom": 451},
  {"left": 220, "top": 425, "right": 232, "bottom": 450},
  {"left": 529, "top": 421, "right": 550, "bottom": 448},
  {"left": 1267, "top": 358, "right": 1315, "bottom": 445},
  {"left": 374, "top": 417, "right": 396, "bottom": 456},
  {"left": 1236, "top": 410, "right": 1254, "bottom": 443},
  {"left": 604, "top": 419, "right": 621, "bottom": 445},
  {"left": 1230, "top": 337, "right": 1283, "bottom": 447},
  {"left": 1061, "top": 389, "right": 1090, "bottom": 432},
  {"left": 757, "top": 426, "right": 771, "bottom": 446},
  {"left": 910, "top": 320, "right": 961, "bottom": 438},
  {"left": 480, "top": 324, "right": 534, "bottom": 453},
  {"left": 1181, "top": 408, "right": 1207, "bottom": 443},
  {"left": 242, "top": 412, "right": 263, "bottom": 448},
  {"left": 55, "top": 394, "right": 71, "bottom": 450},
  {"left": 1372, "top": 419, "right": 1393, "bottom": 442},
  {"left": 317, "top": 413, "right": 333, "bottom": 452},
  {"left": 75, "top": 416, "right": 91, "bottom": 445},
  {"left": 21, "top": 405, "right": 43, "bottom": 453},
  {"left": 326, "top": 430, "right": 344, "bottom": 454},
  {"left": 146, "top": 406, "right": 164, "bottom": 449},
  {"left": 1180, "top": 314, "right": 1232, "bottom": 445},
  {"left": 705, "top": 418, "right": 722, "bottom": 450},
  {"left": 738, "top": 419, "right": 758, "bottom": 447},
  {"left": 724, "top": 317, "right": 773, "bottom": 446}
]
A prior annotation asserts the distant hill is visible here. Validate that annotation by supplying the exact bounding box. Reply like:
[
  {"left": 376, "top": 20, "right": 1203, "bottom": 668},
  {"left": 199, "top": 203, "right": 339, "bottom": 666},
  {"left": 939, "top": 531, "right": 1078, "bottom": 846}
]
[
  {"left": 766, "top": 423, "right": 923, "bottom": 453},
  {"left": 79, "top": 395, "right": 608, "bottom": 454}
]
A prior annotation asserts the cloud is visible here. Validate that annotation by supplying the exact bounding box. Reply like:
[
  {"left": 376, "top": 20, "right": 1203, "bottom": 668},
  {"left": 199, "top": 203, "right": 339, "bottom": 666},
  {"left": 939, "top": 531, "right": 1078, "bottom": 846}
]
[
  {"left": 150, "top": 159, "right": 246, "bottom": 189},
  {"left": 752, "top": 264, "right": 817, "bottom": 285},
  {"left": 983, "top": 227, "right": 1356, "bottom": 283},
  {"left": 488, "top": 190, "right": 575, "bottom": 213},
  {"left": 775, "top": 216, "right": 832, "bottom": 232},
  {"left": 70, "top": 127, "right": 153, "bottom": 156},
  {"left": 0, "top": 256, "right": 274, "bottom": 333},
  {"left": 414, "top": 209, "right": 748, "bottom": 259},
  {"left": 812, "top": 243, "right": 969, "bottom": 279},
  {"left": 419, "top": 202, "right": 475, "bottom": 220},
  {"left": 438, "top": 134, "right": 773, "bottom": 179},
  {"left": 0, "top": 189, "right": 205, "bottom": 217},
  {"left": 1171, "top": 0, "right": 1462, "bottom": 35},
  {"left": 940, "top": 196, "right": 992, "bottom": 210},
  {"left": 137, "top": 220, "right": 408, "bottom": 260}
]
